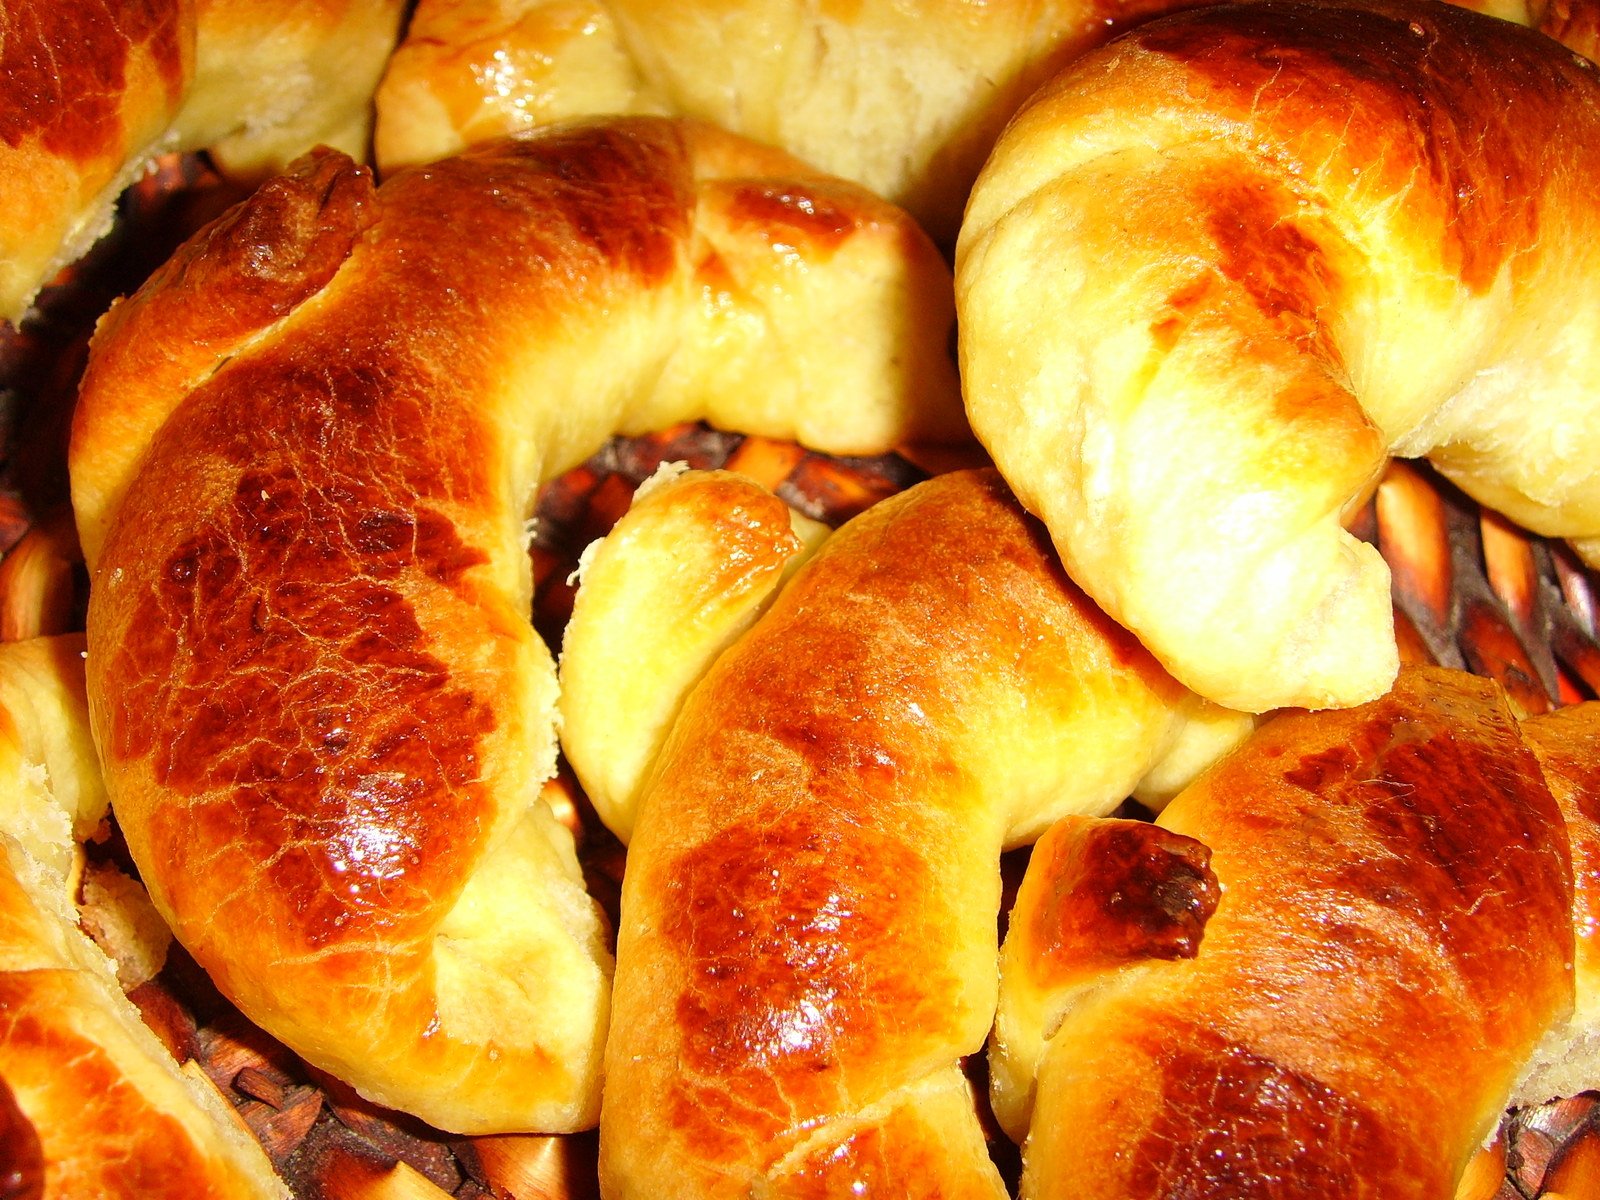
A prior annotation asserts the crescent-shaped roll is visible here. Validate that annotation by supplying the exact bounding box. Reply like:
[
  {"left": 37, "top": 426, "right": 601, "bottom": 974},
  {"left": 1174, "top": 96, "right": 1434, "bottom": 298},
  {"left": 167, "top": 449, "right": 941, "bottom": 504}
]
[
  {"left": 67, "top": 116, "right": 963, "bottom": 1135},
  {"left": 599, "top": 468, "right": 1252, "bottom": 1198},
  {"left": 956, "top": 0, "right": 1600, "bottom": 713},
  {"left": 993, "top": 666, "right": 1594, "bottom": 1199},
  {"left": 0, "top": 0, "right": 405, "bottom": 326},
  {"left": 0, "top": 635, "right": 286, "bottom": 1199}
]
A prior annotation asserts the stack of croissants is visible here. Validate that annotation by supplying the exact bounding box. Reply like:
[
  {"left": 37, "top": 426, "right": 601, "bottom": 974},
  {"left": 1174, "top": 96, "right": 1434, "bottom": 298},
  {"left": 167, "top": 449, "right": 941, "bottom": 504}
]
[{"left": 5, "top": 0, "right": 1600, "bottom": 1195}]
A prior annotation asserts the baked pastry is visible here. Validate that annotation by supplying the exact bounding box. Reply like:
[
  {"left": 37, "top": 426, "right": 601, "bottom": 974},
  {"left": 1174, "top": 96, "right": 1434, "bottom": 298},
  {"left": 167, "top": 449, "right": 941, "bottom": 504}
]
[
  {"left": 0, "top": 634, "right": 286, "bottom": 1198},
  {"left": 0, "top": 0, "right": 405, "bottom": 326},
  {"left": 373, "top": 0, "right": 1596, "bottom": 249},
  {"left": 67, "top": 116, "right": 963, "bottom": 1134},
  {"left": 1518, "top": 700, "right": 1600, "bottom": 1103},
  {"left": 956, "top": 0, "right": 1600, "bottom": 713},
  {"left": 991, "top": 666, "right": 1595, "bottom": 1199},
  {"left": 0, "top": 635, "right": 106, "bottom": 894},
  {"left": 372, "top": 0, "right": 1179, "bottom": 243},
  {"left": 558, "top": 466, "right": 830, "bottom": 842},
  {"left": 597, "top": 468, "right": 1251, "bottom": 1197}
]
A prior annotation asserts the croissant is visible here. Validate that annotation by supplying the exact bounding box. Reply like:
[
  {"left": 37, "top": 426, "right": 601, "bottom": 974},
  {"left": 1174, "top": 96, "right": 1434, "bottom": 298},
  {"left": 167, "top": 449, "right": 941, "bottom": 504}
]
[
  {"left": 992, "top": 665, "right": 1598, "bottom": 1199},
  {"left": 956, "top": 0, "right": 1600, "bottom": 713},
  {"left": 0, "top": 635, "right": 286, "bottom": 1198},
  {"left": 65, "top": 116, "right": 962, "bottom": 1135},
  {"left": 0, "top": 0, "right": 405, "bottom": 326},
  {"left": 588, "top": 468, "right": 1250, "bottom": 1197}
]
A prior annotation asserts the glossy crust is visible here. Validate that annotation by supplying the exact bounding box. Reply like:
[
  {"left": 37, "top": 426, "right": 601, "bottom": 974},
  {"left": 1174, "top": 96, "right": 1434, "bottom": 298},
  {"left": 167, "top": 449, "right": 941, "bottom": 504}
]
[
  {"left": 997, "top": 667, "right": 1579, "bottom": 1200},
  {"left": 0, "top": 0, "right": 404, "bottom": 325},
  {"left": 67, "top": 116, "right": 962, "bottom": 1134},
  {"left": 600, "top": 469, "right": 1249, "bottom": 1198},
  {"left": 0, "top": 636, "right": 285, "bottom": 1199},
  {"left": 956, "top": 0, "right": 1600, "bottom": 712}
]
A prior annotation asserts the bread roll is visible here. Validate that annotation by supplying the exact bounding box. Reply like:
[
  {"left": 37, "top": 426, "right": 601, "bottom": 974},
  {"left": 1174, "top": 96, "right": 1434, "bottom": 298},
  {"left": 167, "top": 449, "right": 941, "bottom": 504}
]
[
  {"left": 994, "top": 666, "right": 1590, "bottom": 1199},
  {"left": 0, "top": 635, "right": 286, "bottom": 1198},
  {"left": 67, "top": 117, "right": 963, "bottom": 1134},
  {"left": 558, "top": 467, "right": 830, "bottom": 843},
  {"left": 0, "top": 636, "right": 106, "bottom": 893},
  {"left": 373, "top": 0, "right": 1596, "bottom": 248},
  {"left": 1518, "top": 701, "right": 1600, "bottom": 1104},
  {"left": 374, "top": 0, "right": 1174, "bottom": 243},
  {"left": 0, "top": 0, "right": 404, "bottom": 326},
  {"left": 600, "top": 469, "right": 1250, "bottom": 1197},
  {"left": 957, "top": 0, "right": 1600, "bottom": 713}
]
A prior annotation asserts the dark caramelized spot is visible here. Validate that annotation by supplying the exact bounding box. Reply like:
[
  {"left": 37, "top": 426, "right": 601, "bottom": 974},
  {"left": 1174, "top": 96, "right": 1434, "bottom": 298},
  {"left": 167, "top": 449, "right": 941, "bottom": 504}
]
[
  {"left": 0, "top": 1074, "right": 42, "bottom": 1200},
  {"left": 394, "top": 119, "right": 691, "bottom": 289},
  {"left": 723, "top": 184, "right": 858, "bottom": 252},
  {"left": 0, "top": 0, "right": 184, "bottom": 159},
  {"left": 1151, "top": 275, "right": 1217, "bottom": 353},
  {"left": 1283, "top": 743, "right": 1361, "bottom": 792},
  {"left": 1128, "top": 1026, "right": 1397, "bottom": 1199},
  {"left": 1205, "top": 179, "right": 1340, "bottom": 363},
  {"left": 1274, "top": 687, "right": 1569, "bottom": 993},
  {"left": 141, "top": 148, "right": 372, "bottom": 336},
  {"left": 1134, "top": 0, "right": 1579, "bottom": 292},
  {"left": 659, "top": 801, "right": 951, "bottom": 1161},
  {"left": 1337, "top": 721, "right": 1566, "bottom": 958},
  {"left": 1026, "top": 819, "right": 1219, "bottom": 984}
]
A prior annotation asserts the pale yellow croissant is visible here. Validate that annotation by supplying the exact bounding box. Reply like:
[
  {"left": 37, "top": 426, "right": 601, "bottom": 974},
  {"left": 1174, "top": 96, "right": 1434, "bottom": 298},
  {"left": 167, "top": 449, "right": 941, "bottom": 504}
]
[{"left": 957, "top": 0, "right": 1600, "bottom": 713}]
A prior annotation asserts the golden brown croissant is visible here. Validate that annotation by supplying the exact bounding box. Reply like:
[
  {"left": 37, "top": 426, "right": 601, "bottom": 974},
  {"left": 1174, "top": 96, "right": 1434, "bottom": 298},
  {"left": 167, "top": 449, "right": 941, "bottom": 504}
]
[
  {"left": 593, "top": 468, "right": 1250, "bottom": 1197},
  {"left": 992, "top": 666, "right": 1597, "bottom": 1199},
  {"left": 956, "top": 0, "right": 1600, "bottom": 714},
  {"left": 66, "top": 116, "right": 963, "bottom": 1135},
  {"left": 0, "top": 635, "right": 286, "bottom": 1198},
  {"left": 0, "top": 0, "right": 405, "bottom": 326}
]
